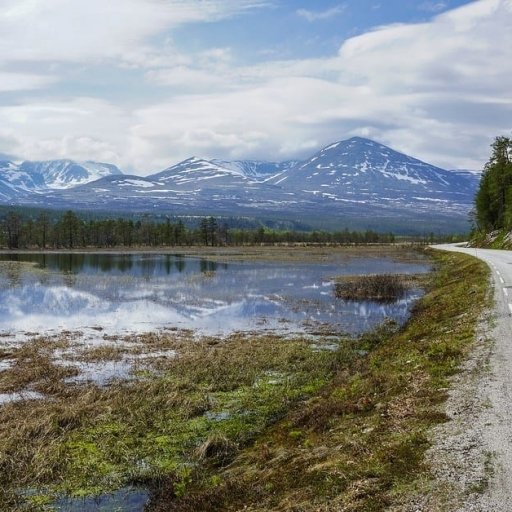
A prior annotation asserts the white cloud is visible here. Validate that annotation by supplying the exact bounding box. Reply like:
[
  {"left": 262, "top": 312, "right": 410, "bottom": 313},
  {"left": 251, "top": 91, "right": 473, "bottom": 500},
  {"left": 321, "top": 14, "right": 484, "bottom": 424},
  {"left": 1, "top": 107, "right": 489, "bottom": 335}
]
[
  {"left": 335, "top": 0, "right": 512, "bottom": 167},
  {"left": 0, "top": 0, "right": 269, "bottom": 66},
  {"left": 419, "top": 1, "right": 448, "bottom": 12},
  {"left": 0, "top": 72, "right": 56, "bottom": 92},
  {"left": 0, "top": 98, "right": 127, "bottom": 164},
  {"left": 131, "top": 0, "right": 512, "bottom": 171},
  {"left": 1, "top": 0, "right": 511, "bottom": 174},
  {"left": 297, "top": 5, "right": 346, "bottom": 22}
]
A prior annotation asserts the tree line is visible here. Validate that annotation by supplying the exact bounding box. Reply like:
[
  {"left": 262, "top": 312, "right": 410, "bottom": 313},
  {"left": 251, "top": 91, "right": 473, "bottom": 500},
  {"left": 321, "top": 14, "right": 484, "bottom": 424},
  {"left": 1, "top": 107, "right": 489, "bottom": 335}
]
[
  {"left": 475, "top": 136, "right": 512, "bottom": 231},
  {"left": 0, "top": 210, "right": 402, "bottom": 249}
]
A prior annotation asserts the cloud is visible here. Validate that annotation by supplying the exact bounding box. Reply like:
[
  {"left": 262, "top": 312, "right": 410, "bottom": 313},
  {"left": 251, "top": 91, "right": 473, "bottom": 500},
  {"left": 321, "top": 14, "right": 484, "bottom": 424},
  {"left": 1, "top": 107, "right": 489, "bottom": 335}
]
[
  {"left": 0, "top": 72, "right": 56, "bottom": 92},
  {"left": 418, "top": 2, "right": 448, "bottom": 12},
  {"left": 296, "top": 5, "right": 346, "bottom": 22},
  {"left": 0, "top": 0, "right": 269, "bottom": 66},
  {"left": 0, "top": 0, "right": 511, "bottom": 174},
  {"left": 335, "top": 0, "right": 512, "bottom": 168},
  {"left": 131, "top": 0, "right": 512, "bottom": 171},
  {"left": 0, "top": 98, "right": 127, "bottom": 165}
]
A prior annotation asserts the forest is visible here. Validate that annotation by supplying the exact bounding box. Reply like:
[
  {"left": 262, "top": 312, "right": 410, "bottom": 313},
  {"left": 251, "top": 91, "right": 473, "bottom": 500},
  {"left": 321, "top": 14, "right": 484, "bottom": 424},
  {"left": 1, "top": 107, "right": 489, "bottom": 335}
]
[
  {"left": 475, "top": 136, "right": 512, "bottom": 231},
  {"left": 0, "top": 209, "right": 400, "bottom": 249}
]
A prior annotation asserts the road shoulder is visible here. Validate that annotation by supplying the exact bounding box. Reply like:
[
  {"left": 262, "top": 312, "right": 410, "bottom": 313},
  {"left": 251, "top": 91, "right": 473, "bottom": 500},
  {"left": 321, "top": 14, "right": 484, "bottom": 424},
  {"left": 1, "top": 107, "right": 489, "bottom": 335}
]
[{"left": 415, "top": 246, "right": 512, "bottom": 511}]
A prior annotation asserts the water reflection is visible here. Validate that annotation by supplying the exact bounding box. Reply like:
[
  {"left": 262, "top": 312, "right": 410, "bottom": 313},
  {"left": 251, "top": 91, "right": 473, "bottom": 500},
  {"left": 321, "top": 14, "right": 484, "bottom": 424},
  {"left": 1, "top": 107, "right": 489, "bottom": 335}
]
[
  {"left": 0, "top": 253, "right": 429, "bottom": 339},
  {"left": 53, "top": 488, "right": 149, "bottom": 511}
]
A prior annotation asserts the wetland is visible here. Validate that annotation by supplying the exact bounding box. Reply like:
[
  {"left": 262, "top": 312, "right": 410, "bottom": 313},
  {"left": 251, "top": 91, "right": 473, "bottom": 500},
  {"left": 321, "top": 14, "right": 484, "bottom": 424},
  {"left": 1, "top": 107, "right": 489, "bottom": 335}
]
[{"left": 0, "top": 246, "right": 433, "bottom": 510}]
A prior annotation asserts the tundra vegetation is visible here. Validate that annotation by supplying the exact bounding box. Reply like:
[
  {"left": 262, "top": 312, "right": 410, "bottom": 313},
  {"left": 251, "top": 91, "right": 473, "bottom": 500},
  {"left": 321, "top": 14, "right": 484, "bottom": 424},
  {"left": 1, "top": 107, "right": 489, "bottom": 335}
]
[{"left": 0, "top": 248, "right": 489, "bottom": 511}]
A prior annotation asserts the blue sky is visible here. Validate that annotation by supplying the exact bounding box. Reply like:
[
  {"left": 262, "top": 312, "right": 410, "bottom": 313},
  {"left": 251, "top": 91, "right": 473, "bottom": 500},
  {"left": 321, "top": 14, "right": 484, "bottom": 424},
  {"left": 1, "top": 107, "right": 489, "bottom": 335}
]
[{"left": 0, "top": 0, "right": 510, "bottom": 173}]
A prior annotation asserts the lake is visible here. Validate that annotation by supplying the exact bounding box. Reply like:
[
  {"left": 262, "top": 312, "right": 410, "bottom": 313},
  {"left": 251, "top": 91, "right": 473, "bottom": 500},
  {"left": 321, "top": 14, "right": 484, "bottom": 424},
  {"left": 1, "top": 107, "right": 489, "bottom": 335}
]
[{"left": 0, "top": 252, "right": 429, "bottom": 342}]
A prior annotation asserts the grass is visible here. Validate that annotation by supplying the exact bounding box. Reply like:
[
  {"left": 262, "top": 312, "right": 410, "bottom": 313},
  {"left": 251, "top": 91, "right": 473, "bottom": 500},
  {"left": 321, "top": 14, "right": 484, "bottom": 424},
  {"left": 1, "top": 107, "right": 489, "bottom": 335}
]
[
  {"left": 0, "top": 248, "right": 489, "bottom": 511},
  {"left": 334, "top": 274, "right": 410, "bottom": 302},
  {"left": 0, "top": 334, "right": 342, "bottom": 509},
  {"left": 142, "top": 249, "right": 489, "bottom": 511}
]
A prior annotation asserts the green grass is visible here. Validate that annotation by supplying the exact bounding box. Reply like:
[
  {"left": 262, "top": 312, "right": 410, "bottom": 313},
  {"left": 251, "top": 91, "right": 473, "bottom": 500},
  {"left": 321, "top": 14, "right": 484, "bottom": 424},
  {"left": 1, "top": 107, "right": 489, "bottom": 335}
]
[
  {"left": 0, "top": 335, "right": 341, "bottom": 509},
  {"left": 0, "top": 248, "right": 489, "bottom": 511},
  {"left": 147, "top": 249, "right": 489, "bottom": 511}
]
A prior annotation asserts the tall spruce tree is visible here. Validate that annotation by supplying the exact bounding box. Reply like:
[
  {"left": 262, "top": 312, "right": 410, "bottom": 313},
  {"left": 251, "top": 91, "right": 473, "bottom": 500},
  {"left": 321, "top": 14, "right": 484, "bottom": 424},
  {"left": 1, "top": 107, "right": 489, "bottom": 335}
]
[{"left": 475, "top": 136, "right": 512, "bottom": 230}]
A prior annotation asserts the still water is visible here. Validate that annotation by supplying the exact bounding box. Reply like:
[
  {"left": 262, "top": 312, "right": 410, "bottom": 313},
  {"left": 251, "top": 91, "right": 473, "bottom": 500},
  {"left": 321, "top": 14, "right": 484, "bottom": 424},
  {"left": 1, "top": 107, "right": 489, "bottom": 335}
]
[{"left": 0, "top": 252, "right": 429, "bottom": 340}]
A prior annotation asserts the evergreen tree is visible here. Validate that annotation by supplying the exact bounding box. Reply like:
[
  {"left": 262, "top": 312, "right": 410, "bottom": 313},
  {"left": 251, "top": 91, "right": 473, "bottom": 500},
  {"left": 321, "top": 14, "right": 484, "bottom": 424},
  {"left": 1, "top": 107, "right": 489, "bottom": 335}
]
[
  {"left": 4, "top": 211, "right": 21, "bottom": 249},
  {"left": 199, "top": 218, "right": 209, "bottom": 245},
  {"left": 207, "top": 217, "right": 218, "bottom": 246},
  {"left": 475, "top": 136, "right": 512, "bottom": 230},
  {"left": 36, "top": 212, "right": 50, "bottom": 249},
  {"left": 58, "top": 210, "right": 81, "bottom": 248}
]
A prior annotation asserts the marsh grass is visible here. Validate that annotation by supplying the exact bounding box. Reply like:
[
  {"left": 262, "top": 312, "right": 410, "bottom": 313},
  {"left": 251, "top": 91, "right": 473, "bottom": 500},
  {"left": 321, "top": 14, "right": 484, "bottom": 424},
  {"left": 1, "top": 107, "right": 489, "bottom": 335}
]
[
  {"left": 0, "top": 333, "right": 341, "bottom": 509},
  {"left": 0, "top": 248, "right": 477, "bottom": 512},
  {"left": 335, "top": 273, "right": 413, "bottom": 302},
  {"left": 144, "top": 250, "right": 489, "bottom": 511}
]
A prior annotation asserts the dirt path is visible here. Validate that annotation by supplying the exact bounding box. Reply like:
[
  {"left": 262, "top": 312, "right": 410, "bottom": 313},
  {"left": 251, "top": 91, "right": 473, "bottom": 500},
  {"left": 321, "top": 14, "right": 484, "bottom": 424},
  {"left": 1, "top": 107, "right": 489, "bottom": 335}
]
[{"left": 420, "top": 245, "right": 512, "bottom": 511}]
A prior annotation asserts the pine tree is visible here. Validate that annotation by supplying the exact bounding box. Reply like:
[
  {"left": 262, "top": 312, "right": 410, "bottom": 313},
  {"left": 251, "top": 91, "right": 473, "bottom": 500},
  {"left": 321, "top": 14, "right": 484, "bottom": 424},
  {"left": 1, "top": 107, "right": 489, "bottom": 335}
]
[{"left": 475, "top": 136, "right": 512, "bottom": 230}]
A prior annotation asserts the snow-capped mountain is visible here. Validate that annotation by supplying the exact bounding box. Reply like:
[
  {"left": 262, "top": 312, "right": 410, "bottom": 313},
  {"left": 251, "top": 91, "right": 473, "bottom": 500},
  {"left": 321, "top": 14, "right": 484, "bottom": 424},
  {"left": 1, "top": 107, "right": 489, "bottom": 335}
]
[
  {"left": 270, "top": 137, "right": 473, "bottom": 198},
  {"left": 0, "top": 161, "right": 46, "bottom": 200},
  {"left": 450, "top": 169, "right": 482, "bottom": 190},
  {"left": 264, "top": 137, "right": 477, "bottom": 220},
  {"left": 211, "top": 159, "right": 299, "bottom": 182},
  {"left": 148, "top": 157, "right": 257, "bottom": 190},
  {"left": 1, "top": 138, "right": 481, "bottom": 233},
  {"left": 19, "top": 160, "right": 123, "bottom": 189}
]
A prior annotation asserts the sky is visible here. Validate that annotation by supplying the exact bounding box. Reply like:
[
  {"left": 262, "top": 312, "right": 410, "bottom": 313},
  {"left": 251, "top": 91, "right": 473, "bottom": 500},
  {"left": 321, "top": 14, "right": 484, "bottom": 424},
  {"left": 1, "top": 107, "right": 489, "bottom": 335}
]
[{"left": 0, "top": 0, "right": 510, "bottom": 174}]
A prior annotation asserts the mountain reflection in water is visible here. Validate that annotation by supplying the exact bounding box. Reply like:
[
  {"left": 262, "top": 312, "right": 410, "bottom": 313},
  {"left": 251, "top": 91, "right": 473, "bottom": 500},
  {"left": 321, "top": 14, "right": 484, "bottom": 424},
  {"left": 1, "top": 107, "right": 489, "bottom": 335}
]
[{"left": 0, "top": 253, "right": 429, "bottom": 339}]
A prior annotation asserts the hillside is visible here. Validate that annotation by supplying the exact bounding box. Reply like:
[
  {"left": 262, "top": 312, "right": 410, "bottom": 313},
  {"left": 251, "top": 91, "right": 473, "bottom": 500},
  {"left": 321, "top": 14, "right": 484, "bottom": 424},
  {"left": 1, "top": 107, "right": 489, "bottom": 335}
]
[{"left": 0, "top": 138, "right": 480, "bottom": 233}]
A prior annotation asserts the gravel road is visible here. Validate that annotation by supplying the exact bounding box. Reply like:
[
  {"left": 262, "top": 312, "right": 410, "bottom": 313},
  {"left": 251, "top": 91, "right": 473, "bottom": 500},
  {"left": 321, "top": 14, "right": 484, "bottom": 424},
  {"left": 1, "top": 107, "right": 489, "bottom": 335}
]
[{"left": 420, "top": 244, "right": 512, "bottom": 511}]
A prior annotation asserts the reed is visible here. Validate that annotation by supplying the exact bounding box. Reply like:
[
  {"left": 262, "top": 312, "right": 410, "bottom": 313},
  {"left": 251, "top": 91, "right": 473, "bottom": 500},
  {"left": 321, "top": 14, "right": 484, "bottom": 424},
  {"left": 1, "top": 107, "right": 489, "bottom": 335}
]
[{"left": 335, "top": 273, "right": 408, "bottom": 302}]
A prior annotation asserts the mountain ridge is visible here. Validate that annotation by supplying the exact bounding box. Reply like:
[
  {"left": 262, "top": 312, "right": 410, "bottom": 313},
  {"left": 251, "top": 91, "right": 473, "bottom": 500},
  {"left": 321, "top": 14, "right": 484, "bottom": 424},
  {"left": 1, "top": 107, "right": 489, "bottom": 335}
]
[{"left": 0, "top": 137, "right": 481, "bottom": 233}]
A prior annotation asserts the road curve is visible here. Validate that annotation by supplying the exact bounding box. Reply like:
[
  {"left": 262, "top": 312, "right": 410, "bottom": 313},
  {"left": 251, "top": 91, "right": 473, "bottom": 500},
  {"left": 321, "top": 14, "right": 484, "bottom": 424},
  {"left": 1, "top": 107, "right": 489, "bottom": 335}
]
[{"left": 430, "top": 243, "right": 512, "bottom": 510}]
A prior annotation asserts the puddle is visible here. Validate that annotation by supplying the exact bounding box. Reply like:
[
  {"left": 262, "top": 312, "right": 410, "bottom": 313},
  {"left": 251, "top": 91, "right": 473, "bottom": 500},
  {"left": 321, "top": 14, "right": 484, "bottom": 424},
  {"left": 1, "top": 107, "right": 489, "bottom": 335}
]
[
  {"left": 61, "top": 360, "right": 137, "bottom": 386},
  {"left": 0, "top": 390, "right": 45, "bottom": 405},
  {"left": 52, "top": 487, "right": 149, "bottom": 511},
  {"left": 310, "top": 342, "right": 340, "bottom": 352},
  {"left": 0, "top": 359, "right": 14, "bottom": 371}
]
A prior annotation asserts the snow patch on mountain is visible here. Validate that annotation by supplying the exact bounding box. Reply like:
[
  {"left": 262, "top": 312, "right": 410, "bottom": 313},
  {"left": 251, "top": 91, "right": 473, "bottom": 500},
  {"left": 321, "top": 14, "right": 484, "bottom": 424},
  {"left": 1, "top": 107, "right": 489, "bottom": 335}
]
[
  {"left": 211, "top": 159, "right": 299, "bottom": 182},
  {"left": 0, "top": 161, "right": 46, "bottom": 198},
  {"left": 19, "top": 160, "right": 123, "bottom": 189}
]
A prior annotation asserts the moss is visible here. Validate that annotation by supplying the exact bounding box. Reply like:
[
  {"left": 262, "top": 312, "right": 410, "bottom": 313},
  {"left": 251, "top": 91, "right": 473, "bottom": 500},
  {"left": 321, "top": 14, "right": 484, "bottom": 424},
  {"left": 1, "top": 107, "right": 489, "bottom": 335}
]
[
  {"left": 0, "top": 333, "right": 342, "bottom": 507},
  {"left": 152, "top": 249, "right": 490, "bottom": 511}
]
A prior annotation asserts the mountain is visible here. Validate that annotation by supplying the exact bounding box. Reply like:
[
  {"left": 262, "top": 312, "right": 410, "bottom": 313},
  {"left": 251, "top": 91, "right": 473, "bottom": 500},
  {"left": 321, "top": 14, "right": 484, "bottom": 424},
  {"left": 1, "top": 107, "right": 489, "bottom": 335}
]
[
  {"left": 44, "top": 159, "right": 297, "bottom": 215},
  {"left": 263, "top": 137, "right": 478, "bottom": 224},
  {"left": 211, "top": 159, "right": 299, "bottom": 182},
  {"left": 0, "top": 161, "right": 46, "bottom": 200},
  {"left": 148, "top": 157, "right": 257, "bottom": 189},
  {"left": 0, "top": 138, "right": 481, "bottom": 233},
  {"left": 19, "top": 160, "right": 123, "bottom": 189},
  {"left": 450, "top": 169, "right": 482, "bottom": 190}
]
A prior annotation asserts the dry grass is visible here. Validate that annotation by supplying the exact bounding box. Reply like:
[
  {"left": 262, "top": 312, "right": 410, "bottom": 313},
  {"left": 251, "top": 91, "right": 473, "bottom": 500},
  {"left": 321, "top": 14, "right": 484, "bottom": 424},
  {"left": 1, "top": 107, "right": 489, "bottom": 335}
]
[
  {"left": 0, "top": 246, "right": 448, "bottom": 511},
  {"left": 0, "top": 332, "right": 341, "bottom": 509},
  {"left": 145, "top": 250, "right": 489, "bottom": 512},
  {"left": 0, "top": 244, "right": 427, "bottom": 264},
  {"left": 195, "top": 434, "right": 239, "bottom": 467},
  {"left": 335, "top": 274, "right": 411, "bottom": 302}
]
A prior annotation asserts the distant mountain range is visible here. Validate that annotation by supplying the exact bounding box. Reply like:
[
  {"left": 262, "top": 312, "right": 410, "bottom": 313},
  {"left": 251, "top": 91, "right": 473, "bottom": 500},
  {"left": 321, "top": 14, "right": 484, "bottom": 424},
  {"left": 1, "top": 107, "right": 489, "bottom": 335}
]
[{"left": 0, "top": 137, "right": 481, "bottom": 233}]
